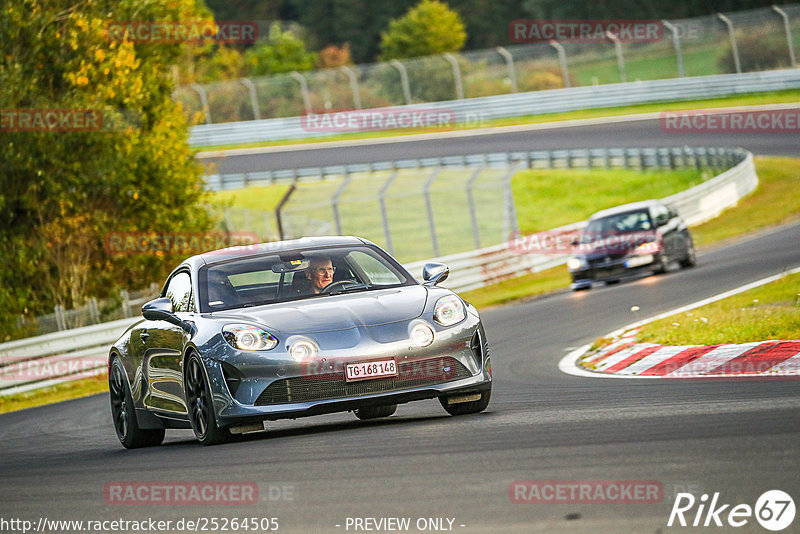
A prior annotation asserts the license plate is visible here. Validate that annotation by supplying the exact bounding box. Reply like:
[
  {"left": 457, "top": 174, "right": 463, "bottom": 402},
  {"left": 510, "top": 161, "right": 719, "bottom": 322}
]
[
  {"left": 345, "top": 359, "right": 397, "bottom": 382},
  {"left": 625, "top": 254, "right": 653, "bottom": 268}
]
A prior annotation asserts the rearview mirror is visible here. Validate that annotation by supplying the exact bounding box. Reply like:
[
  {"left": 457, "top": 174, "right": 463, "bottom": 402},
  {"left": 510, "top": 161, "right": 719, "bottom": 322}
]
[
  {"left": 142, "top": 298, "right": 193, "bottom": 332},
  {"left": 422, "top": 263, "right": 449, "bottom": 286}
]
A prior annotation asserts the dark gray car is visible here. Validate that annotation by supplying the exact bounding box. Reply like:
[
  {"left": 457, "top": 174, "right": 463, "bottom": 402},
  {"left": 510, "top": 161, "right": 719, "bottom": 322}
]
[
  {"left": 567, "top": 200, "right": 696, "bottom": 290},
  {"left": 108, "top": 236, "right": 492, "bottom": 447}
]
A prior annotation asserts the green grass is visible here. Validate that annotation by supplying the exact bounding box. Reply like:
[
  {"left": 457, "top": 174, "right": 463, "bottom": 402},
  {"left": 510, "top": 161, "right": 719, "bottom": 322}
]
[
  {"left": 691, "top": 156, "right": 800, "bottom": 247},
  {"left": 513, "top": 168, "right": 708, "bottom": 234},
  {"left": 193, "top": 89, "right": 800, "bottom": 152},
  {"left": 570, "top": 42, "right": 727, "bottom": 85},
  {"left": 460, "top": 266, "right": 571, "bottom": 310},
  {"left": 0, "top": 373, "right": 108, "bottom": 415},
  {"left": 634, "top": 272, "right": 800, "bottom": 346}
]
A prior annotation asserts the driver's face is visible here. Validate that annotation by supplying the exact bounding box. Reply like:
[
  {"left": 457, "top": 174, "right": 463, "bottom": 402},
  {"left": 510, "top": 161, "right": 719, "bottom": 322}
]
[{"left": 307, "top": 259, "right": 334, "bottom": 293}]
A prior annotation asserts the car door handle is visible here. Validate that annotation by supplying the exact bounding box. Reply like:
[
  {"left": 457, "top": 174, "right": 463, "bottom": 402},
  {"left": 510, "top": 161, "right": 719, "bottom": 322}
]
[{"left": 139, "top": 332, "right": 149, "bottom": 343}]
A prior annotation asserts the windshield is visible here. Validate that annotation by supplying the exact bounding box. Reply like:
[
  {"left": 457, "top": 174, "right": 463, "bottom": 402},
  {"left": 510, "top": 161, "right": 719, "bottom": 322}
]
[
  {"left": 197, "top": 245, "right": 413, "bottom": 312},
  {"left": 581, "top": 210, "right": 653, "bottom": 243}
]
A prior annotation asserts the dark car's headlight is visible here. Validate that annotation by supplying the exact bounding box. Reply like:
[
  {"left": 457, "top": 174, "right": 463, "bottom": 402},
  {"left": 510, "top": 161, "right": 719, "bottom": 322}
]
[
  {"left": 567, "top": 257, "right": 587, "bottom": 270},
  {"left": 433, "top": 295, "right": 466, "bottom": 326},
  {"left": 223, "top": 324, "right": 278, "bottom": 351}
]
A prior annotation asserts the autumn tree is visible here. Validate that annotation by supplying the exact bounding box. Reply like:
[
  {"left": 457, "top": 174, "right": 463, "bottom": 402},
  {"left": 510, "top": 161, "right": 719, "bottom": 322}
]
[
  {"left": 0, "top": 0, "right": 213, "bottom": 339},
  {"left": 379, "top": 0, "right": 466, "bottom": 60}
]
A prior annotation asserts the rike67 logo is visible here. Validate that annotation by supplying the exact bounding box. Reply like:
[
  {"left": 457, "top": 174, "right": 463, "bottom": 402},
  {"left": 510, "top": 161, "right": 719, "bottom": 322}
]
[{"left": 668, "top": 490, "right": 795, "bottom": 531}]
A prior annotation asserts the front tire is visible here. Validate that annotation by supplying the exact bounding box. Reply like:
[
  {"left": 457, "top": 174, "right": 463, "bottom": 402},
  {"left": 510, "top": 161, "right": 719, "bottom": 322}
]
[
  {"left": 680, "top": 240, "right": 696, "bottom": 268},
  {"left": 185, "top": 352, "right": 234, "bottom": 446},
  {"left": 439, "top": 389, "right": 491, "bottom": 416},
  {"left": 109, "top": 357, "right": 165, "bottom": 449},
  {"left": 354, "top": 404, "right": 397, "bottom": 420}
]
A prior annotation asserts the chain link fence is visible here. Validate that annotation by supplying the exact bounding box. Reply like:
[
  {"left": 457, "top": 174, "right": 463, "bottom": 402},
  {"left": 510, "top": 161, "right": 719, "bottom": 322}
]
[
  {"left": 16, "top": 284, "right": 160, "bottom": 337},
  {"left": 214, "top": 146, "right": 738, "bottom": 265},
  {"left": 176, "top": 5, "right": 800, "bottom": 124}
]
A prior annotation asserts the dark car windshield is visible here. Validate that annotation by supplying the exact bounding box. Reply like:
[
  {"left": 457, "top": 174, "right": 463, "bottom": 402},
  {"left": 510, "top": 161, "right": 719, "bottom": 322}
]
[
  {"left": 581, "top": 209, "right": 653, "bottom": 243},
  {"left": 197, "top": 245, "right": 414, "bottom": 312}
]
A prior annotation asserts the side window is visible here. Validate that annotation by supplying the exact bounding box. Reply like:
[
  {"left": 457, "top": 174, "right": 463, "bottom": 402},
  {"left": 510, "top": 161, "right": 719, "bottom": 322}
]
[{"left": 164, "top": 271, "right": 193, "bottom": 313}]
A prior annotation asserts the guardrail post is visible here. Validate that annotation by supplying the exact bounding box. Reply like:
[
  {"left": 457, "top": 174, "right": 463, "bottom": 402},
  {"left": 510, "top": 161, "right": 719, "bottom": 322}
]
[
  {"left": 605, "top": 32, "right": 627, "bottom": 83},
  {"left": 640, "top": 149, "right": 647, "bottom": 170},
  {"left": 54, "top": 305, "right": 66, "bottom": 331},
  {"left": 390, "top": 60, "right": 413, "bottom": 106},
  {"left": 549, "top": 41, "right": 571, "bottom": 88},
  {"left": 120, "top": 291, "right": 130, "bottom": 319},
  {"left": 772, "top": 6, "right": 797, "bottom": 67},
  {"left": 190, "top": 83, "right": 212, "bottom": 124},
  {"left": 604, "top": 148, "right": 611, "bottom": 169},
  {"left": 331, "top": 170, "right": 352, "bottom": 235},
  {"left": 662, "top": 20, "right": 686, "bottom": 77},
  {"left": 239, "top": 78, "right": 261, "bottom": 120},
  {"left": 717, "top": 14, "right": 741, "bottom": 74},
  {"left": 275, "top": 185, "right": 297, "bottom": 240},
  {"left": 379, "top": 169, "right": 400, "bottom": 255},
  {"left": 443, "top": 53, "right": 464, "bottom": 100},
  {"left": 290, "top": 71, "right": 312, "bottom": 114},
  {"left": 423, "top": 168, "right": 443, "bottom": 257},
  {"left": 502, "top": 165, "right": 521, "bottom": 239},
  {"left": 88, "top": 298, "right": 100, "bottom": 324},
  {"left": 495, "top": 47, "right": 518, "bottom": 93},
  {"left": 465, "top": 167, "right": 484, "bottom": 250},
  {"left": 339, "top": 65, "right": 362, "bottom": 109}
]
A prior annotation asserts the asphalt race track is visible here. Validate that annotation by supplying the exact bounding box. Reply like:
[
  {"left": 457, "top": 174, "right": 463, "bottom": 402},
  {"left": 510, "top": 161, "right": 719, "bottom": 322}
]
[
  {"left": 199, "top": 114, "right": 800, "bottom": 174},
  {"left": 2, "top": 124, "right": 800, "bottom": 533}
]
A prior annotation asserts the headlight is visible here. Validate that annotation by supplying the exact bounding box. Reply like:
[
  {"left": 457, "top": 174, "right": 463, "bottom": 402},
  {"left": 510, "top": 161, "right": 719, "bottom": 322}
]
[
  {"left": 433, "top": 295, "right": 466, "bottom": 326},
  {"left": 222, "top": 324, "right": 278, "bottom": 351},
  {"left": 635, "top": 241, "right": 660, "bottom": 254},
  {"left": 567, "top": 257, "right": 586, "bottom": 271},
  {"left": 289, "top": 339, "right": 318, "bottom": 363},
  {"left": 410, "top": 323, "right": 434, "bottom": 347}
]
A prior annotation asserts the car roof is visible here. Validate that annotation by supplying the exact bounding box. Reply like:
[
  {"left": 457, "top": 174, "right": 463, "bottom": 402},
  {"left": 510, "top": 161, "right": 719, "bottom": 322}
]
[
  {"left": 178, "top": 236, "right": 373, "bottom": 272},
  {"left": 588, "top": 200, "right": 665, "bottom": 221}
]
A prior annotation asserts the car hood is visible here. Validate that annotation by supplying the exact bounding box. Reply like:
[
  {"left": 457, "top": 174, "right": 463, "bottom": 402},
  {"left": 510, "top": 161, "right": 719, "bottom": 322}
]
[{"left": 216, "top": 285, "right": 428, "bottom": 334}]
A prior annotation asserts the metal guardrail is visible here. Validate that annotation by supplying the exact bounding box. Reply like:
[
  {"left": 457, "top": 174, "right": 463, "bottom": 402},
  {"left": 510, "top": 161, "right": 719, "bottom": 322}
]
[
  {"left": 0, "top": 317, "right": 139, "bottom": 396},
  {"left": 189, "top": 69, "right": 800, "bottom": 147},
  {"left": 0, "top": 147, "right": 754, "bottom": 395}
]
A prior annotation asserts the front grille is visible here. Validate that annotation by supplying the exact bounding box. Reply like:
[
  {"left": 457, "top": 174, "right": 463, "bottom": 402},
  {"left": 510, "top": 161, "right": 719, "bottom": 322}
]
[{"left": 254, "top": 356, "right": 471, "bottom": 406}]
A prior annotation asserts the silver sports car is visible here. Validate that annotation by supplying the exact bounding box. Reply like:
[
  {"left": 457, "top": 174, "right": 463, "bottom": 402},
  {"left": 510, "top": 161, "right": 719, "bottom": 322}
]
[{"left": 109, "top": 236, "right": 492, "bottom": 447}]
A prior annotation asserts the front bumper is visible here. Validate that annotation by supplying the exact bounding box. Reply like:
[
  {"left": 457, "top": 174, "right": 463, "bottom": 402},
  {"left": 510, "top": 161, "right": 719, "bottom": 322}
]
[
  {"left": 570, "top": 254, "right": 658, "bottom": 288},
  {"left": 204, "top": 315, "right": 491, "bottom": 427}
]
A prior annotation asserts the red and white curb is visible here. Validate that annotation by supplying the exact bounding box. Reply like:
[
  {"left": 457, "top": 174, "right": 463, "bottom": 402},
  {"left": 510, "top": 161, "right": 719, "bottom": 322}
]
[
  {"left": 559, "top": 266, "right": 800, "bottom": 379},
  {"left": 582, "top": 329, "right": 800, "bottom": 377}
]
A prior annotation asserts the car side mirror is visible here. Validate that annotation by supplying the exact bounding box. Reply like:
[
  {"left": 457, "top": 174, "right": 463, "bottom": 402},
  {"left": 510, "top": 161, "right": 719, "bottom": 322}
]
[
  {"left": 422, "top": 263, "right": 449, "bottom": 286},
  {"left": 142, "top": 298, "right": 193, "bottom": 332}
]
